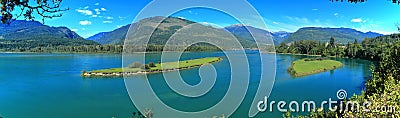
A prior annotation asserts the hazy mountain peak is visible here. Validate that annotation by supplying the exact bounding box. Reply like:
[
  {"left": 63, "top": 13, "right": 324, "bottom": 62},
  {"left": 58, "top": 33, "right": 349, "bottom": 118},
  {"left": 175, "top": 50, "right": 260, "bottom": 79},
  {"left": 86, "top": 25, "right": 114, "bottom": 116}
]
[{"left": 224, "top": 25, "right": 289, "bottom": 44}]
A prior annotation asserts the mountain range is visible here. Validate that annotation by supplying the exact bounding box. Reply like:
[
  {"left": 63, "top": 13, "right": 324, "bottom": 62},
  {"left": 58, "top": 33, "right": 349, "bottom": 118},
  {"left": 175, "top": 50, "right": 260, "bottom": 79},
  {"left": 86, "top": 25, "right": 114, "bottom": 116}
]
[
  {"left": 88, "top": 16, "right": 195, "bottom": 45},
  {"left": 87, "top": 16, "right": 382, "bottom": 46},
  {"left": 0, "top": 16, "right": 386, "bottom": 49},
  {"left": 87, "top": 24, "right": 130, "bottom": 45},
  {"left": 224, "top": 24, "right": 290, "bottom": 44},
  {"left": 87, "top": 17, "right": 290, "bottom": 45},
  {"left": 0, "top": 19, "right": 98, "bottom": 47},
  {"left": 88, "top": 16, "right": 259, "bottom": 48}
]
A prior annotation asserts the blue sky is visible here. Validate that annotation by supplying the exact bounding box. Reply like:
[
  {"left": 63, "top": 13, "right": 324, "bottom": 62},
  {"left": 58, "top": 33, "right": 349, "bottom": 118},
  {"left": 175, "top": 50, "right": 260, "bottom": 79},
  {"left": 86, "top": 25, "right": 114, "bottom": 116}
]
[{"left": 35, "top": 0, "right": 400, "bottom": 38}]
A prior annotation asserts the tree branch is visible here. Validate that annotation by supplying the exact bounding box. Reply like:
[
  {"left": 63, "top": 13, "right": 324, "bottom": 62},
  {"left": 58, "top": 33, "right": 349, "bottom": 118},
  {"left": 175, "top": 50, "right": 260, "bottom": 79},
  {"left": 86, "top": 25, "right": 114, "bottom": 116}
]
[{"left": 1, "top": 0, "right": 68, "bottom": 24}]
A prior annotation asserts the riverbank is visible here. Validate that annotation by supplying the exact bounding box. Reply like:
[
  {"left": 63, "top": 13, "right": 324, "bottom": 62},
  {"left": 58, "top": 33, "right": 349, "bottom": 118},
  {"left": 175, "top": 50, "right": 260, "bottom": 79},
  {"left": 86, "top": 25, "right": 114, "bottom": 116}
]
[
  {"left": 81, "top": 57, "right": 222, "bottom": 77},
  {"left": 288, "top": 58, "right": 343, "bottom": 77}
]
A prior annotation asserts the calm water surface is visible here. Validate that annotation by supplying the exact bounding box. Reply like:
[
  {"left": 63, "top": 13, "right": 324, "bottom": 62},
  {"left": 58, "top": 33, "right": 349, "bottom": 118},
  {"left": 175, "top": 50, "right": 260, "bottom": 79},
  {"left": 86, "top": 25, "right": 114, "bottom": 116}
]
[{"left": 0, "top": 52, "right": 372, "bottom": 118}]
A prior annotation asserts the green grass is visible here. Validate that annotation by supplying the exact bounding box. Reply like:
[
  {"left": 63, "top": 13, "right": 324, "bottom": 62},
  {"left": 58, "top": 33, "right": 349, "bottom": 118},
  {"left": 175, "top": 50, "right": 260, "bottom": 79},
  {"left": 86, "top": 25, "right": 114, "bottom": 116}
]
[
  {"left": 90, "top": 68, "right": 141, "bottom": 73},
  {"left": 87, "top": 57, "right": 221, "bottom": 74},
  {"left": 288, "top": 58, "right": 343, "bottom": 77},
  {"left": 149, "top": 57, "right": 221, "bottom": 70}
]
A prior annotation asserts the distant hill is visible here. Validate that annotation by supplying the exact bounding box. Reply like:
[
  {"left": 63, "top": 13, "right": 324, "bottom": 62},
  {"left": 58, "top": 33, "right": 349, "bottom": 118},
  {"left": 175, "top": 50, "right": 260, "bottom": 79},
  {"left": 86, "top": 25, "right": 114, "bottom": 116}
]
[
  {"left": 272, "top": 31, "right": 291, "bottom": 44},
  {"left": 88, "top": 16, "right": 194, "bottom": 45},
  {"left": 87, "top": 24, "right": 131, "bottom": 44},
  {"left": 88, "top": 16, "right": 258, "bottom": 48},
  {"left": 224, "top": 25, "right": 290, "bottom": 44},
  {"left": 0, "top": 20, "right": 98, "bottom": 47},
  {"left": 363, "top": 33, "right": 400, "bottom": 44},
  {"left": 282, "top": 27, "right": 383, "bottom": 44}
]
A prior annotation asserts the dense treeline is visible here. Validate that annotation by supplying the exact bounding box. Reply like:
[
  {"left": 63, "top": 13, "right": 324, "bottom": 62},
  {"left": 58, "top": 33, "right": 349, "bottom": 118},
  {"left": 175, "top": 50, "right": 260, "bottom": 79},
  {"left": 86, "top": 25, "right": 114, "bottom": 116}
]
[
  {"left": 0, "top": 44, "right": 123, "bottom": 53},
  {"left": 0, "top": 44, "right": 222, "bottom": 53},
  {"left": 0, "top": 38, "right": 98, "bottom": 47},
  {"left": 128, "top": 44, "right": 221, "bottom": 52},
  {"left": 275, "top": 35, "right": 400, "bottom": 61},
  {"left": 0, "top": 38, "right": 100, "bottom": 52}
]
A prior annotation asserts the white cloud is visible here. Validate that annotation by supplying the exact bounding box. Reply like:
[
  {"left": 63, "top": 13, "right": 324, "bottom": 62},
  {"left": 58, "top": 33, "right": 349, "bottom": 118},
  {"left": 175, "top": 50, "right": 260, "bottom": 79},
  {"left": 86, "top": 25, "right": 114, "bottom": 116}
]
[
  {"left": 186, "top": 10, "right": 198, "bottom": 15},
  {"left": 103, "top": 20, "right": 112, "bottom": 23},
  {"left": 92, "top": 15, "right": 98, "bottom": 17},
  {"left": 106, "top": 16, "right": 114, "bottom": 20},
  {"left": 351, "top": 18, "right": 363, "bottom": 23},
  {"left": 100, "top": 8, "right": 106, "bottom": 11},
  {"left": 117, "top": 25, "right": 123, "bottom": 28},
  {"left": 118, "top": 16, "right": 126, "bottom": 20},
  {"left": 76, "top": 9, "right": 93, "bottom": 16},
  {"left": 79, "top": 20, "right": 92, "bottom": 25},
  {"left": 350, "top": 19, "right": 392, "bottom": 34},
  {"left": 286, "top": 16, "right": 311, "bottom": 24},
  {"left": 368, "top": 30, "right": 394, "bottom": 35},
  {"left": 199, "top": 22, "right": 223, "bottom": 28},
  {"left": 81, "top": 28, "right": 85, "bottom": 30},
  {"left": 81, "top": 33, "right": 94, "bottom": 38},
  {"left": 334, "top": 13, "right": 339, "bottom": 16},
  {"left": 71, "top": 29, "right": 78, "bottom": 32},
  {"left": 84, "top": 6, "right": 89, "bottom": 9},
  {"left": 272, "top": 22, "right": 279, "bottom": 24},
  {"left": 94, "top": 3, "right": 99, "bottom": 5},
  {"left": 94, "top": 9, "right": 101, "bottom": 15},
  {"left": 312, "top": 9, "right": 318, "bottom": 11}
]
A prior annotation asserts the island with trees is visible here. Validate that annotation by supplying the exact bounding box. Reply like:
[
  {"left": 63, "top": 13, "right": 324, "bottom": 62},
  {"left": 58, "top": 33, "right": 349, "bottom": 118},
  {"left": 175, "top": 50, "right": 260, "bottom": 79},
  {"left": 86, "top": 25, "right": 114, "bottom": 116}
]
[
  {"left": 81, "top": 57, "right": 222, "bottom": 77},
  {"left": 287, "top": 58, "right": 343, "bottom": 77}
]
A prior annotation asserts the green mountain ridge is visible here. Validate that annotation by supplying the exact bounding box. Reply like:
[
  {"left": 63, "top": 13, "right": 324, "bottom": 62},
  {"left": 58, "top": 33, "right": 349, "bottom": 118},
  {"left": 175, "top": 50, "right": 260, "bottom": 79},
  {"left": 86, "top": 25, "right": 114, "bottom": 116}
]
[
  {"left": 87, "top": 24, "right": 131, "bottom": 45},
  {"left": 87, "top": 16, "right": 195, "bottom": 45},
  {"left": 282, "top": 27, "right": 383, "bottom": 44},
  {"left": 0, "top": 20, "right": 98, "bottom": 50},
  {"left": 363, "top": 33, "right": 400, "bottom": 44}
]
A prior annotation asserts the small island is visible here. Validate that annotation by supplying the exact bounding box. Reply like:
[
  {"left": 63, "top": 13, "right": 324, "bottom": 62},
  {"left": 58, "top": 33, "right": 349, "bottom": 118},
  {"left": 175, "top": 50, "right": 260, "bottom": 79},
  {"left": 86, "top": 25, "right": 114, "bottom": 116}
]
[
  {"left": 287, "top": 58, "right": 343, "bottom": 77},
  {"left": 81, "top": 57, "right": 222, "bottom": 77}
]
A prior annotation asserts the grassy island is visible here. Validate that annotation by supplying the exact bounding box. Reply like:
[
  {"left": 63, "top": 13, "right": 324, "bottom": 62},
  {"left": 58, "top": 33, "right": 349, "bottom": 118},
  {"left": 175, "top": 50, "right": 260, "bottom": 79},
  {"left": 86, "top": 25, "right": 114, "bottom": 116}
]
[
  {"left": 288, "top": 58, "right": 343, "bottom": 77},
  {"left": 81, "top": 57, "right": 222, "bottom": 77}
]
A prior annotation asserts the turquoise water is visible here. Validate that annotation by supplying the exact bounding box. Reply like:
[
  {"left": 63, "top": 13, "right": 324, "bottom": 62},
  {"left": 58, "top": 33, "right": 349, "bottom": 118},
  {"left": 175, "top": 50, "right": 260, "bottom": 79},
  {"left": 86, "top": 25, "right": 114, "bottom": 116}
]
[{"left": 0, "top": 52, "right": 372, "bottom": 118}]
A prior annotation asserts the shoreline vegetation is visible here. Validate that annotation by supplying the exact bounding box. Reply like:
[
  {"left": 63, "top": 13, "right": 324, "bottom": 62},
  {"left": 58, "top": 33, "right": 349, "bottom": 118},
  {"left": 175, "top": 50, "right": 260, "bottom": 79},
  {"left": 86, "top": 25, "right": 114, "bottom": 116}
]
[
  {"left": 288, "top": 58, "right": 343, "bottom": 77},
  {"left": 81, "top": 57, "right": 222, "bottom": 77},
  {"left": 0, "top": 44, "right": 222, "bottom": 53}
]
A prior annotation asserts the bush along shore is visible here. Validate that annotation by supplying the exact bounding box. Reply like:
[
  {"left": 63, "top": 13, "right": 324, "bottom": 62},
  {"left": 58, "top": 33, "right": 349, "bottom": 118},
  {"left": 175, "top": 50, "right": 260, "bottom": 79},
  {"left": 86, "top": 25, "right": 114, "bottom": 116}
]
[
  {"left": 81, "top": 57, "right": 222, "bottom": 77},
  {"left": 287, "top": 57, "right": 343, "bottom": 77}
]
